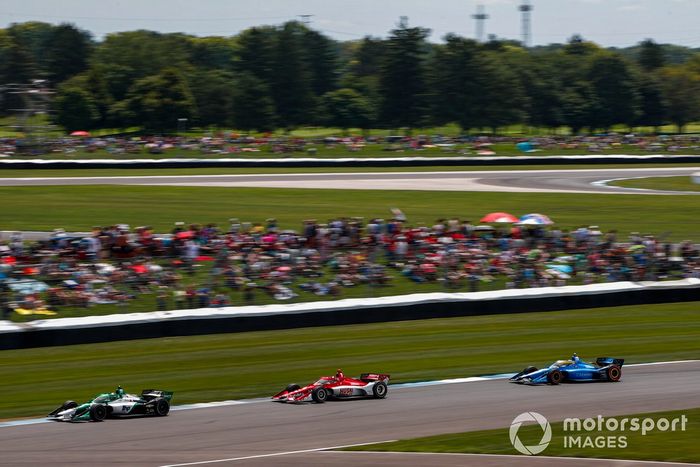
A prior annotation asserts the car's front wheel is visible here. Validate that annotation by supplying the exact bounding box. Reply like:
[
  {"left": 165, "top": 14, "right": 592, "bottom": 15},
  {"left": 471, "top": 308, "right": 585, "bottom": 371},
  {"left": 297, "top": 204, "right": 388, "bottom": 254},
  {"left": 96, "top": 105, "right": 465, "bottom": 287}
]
[
  {"left": 547, "top": 369, "right": 563, "bottom": 385},
  {"left": 285, "top": 384, "right": 301, "bottom": 393},
  {"left": 372, "top": 382, "right": 388, "bottom": 399},
  {"left": 62, "top": 400, "right": 78, "bottom": 410},
  {"left": 89, "top": 404, "right": 107, "bottom": 421},
  {"left": 312, "top": 387, "right": 328, "bottom": 403}
]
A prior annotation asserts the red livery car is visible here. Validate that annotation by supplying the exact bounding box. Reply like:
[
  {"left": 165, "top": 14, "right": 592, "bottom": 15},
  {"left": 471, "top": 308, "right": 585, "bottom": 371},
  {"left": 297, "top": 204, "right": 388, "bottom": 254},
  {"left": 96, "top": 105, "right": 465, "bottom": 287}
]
[{"left": 272, "top": 370, "right": 390, "bottom": 403}]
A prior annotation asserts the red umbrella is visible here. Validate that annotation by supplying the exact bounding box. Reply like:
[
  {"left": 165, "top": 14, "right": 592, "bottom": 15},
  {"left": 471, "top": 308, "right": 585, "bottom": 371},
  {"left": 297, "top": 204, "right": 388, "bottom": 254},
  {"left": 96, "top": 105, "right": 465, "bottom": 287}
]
[
  {"left": 480, "top": 212, "right": 519, "bottom": 223},
  {"left": 176, "top": 231, "right": 194, "bottom": 240},
  {"left": 69, "top": 130, "right": 90, "bottom": 137}
]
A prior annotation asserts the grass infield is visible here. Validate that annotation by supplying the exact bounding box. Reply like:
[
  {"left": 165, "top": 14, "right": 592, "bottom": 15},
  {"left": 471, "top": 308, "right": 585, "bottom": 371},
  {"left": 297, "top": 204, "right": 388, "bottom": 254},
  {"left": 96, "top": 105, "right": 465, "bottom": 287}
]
[
  {"left": 1, "top": 302, "right": 698, "bottom": 420},
  {"left": 345, "top": 407, "right": 700, "bottom": 464},
  {"left": 612, "top": 176, "right": 700, "bottom": 192},
  {"left": 1, "top": 185, "right": 699, "bottom": 240}
]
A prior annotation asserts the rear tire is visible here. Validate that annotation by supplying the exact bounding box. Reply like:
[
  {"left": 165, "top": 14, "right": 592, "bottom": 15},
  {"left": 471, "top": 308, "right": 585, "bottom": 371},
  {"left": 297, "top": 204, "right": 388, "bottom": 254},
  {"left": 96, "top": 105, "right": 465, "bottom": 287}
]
[
  {"left": 154, "top": 398, "right": 170, "bottom": 416},
  {"left": 311, "top": 387, "right": 328, "bottom": 403},
  {"left": 89, "top": 404, "right": 107, "bottom": 421},
  {"left": 62, "top": 400, "right": 78, "bottom": 410},
  {"left": 285, "top": 384, "right": 301, "bottom": 392},
  {"left": 606, "top": 365, "right": 622, "bottom": 382},
  {"left": 372, "top": 382, "right": 388, "bottom": 399},
  {"left": 547, "top": 369, "right": 563, "bottom": 385}
]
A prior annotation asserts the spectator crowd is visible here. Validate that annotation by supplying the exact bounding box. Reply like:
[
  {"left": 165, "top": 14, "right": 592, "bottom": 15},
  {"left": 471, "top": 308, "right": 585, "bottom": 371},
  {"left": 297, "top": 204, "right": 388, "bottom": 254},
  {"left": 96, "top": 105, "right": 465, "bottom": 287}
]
[{"left": 1, "top": 214, "right": 698, "bottom": 319}]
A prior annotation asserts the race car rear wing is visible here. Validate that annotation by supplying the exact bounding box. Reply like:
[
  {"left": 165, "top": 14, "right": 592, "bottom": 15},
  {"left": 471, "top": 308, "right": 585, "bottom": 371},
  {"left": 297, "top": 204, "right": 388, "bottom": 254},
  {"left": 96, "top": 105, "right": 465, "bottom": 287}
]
[
  {"left": 596, "top": 357, "right": 624, "bottom": 367},
  {"left": 360, "top": 373, "right": 390, "bottom": 382},
  {"left": 141, "top": 389, "right": 174, "bottom": 401}
]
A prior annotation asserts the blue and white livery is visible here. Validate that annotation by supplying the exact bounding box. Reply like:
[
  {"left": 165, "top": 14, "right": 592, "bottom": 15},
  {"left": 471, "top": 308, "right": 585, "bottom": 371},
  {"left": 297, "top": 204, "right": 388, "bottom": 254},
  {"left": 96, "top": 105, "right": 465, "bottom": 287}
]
[{"left": 510, "top": 354, "right": 624, "bottom": 385}]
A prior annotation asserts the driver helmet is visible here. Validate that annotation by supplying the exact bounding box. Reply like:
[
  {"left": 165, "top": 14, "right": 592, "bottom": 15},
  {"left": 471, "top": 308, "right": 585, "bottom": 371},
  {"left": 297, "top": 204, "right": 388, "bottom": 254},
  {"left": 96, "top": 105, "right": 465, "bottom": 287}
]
[{"left": 116, "top": 386, "right": 125, "bottom": 397}]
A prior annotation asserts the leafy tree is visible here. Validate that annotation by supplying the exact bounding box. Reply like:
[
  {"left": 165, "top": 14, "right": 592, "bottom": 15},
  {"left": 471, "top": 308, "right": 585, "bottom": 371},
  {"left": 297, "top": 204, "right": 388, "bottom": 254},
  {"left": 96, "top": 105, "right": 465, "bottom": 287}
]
[
  {"left": 270, "top": 22, "right": 315, "bottom": 129},
  {"left": 475, "top": 52, "right": 528, "bottom": 133},
  {"left": 188, "top": 70, "right": 236, "bottom": 127},
  {"left": 189, "top": 36, "right": 235, "bottom": 71},
  {"left": 123, "top": 68, "right": 196, "bottom": 132},
  {"left": 233, "top": 26, "right": 277, "bottom": 84},
  {"left": 586, "top": 53, "right": 640, "bottom": 130},
  {"left": 636, "top": 74, "right": 666, "bottom": 131},
  {"left": 637, "top": 39, "right": 665, "bottom": 71},
  {"left": 5, "top": 22, "right": 53, "bottom": 75},
  {"left": 320, "top": 88, "right": 375, "bottom": 133},
  {"left": 560, "top": 81, "right": 597, "bottom": 134},
  {"left": 658, "top": 66, "right": 700, "bottom": 133},
  {"left": 378, "top": 20, "right": 431, "bottom": 130},
  {"left": 428, "top": 35, "right": 482, "bottom": 130},
  {"left": 301, "top": 29, "right": 339, "bottom": 97},
  {"left": 53, "top": 86, "right": 99, "bottom": 131},
  {"left": 231, "top": 71, "right": 276, "bottom": 132},
  {"left": 44, "top": 24, "right": 93, "bottom": 84}
]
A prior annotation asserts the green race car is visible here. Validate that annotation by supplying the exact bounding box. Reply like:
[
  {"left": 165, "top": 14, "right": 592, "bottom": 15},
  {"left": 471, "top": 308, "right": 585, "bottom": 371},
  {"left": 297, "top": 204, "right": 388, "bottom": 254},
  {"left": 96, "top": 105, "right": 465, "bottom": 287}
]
[{"left": 47, "top": 386, "right": 173, "bottom": 422}]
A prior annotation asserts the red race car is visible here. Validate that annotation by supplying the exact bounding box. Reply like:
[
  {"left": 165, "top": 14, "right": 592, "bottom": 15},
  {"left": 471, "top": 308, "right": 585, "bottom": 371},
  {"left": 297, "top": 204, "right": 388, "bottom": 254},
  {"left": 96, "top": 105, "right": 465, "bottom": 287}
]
[{"left": 272, "top": 369, "right": 390, "bottom": 403}]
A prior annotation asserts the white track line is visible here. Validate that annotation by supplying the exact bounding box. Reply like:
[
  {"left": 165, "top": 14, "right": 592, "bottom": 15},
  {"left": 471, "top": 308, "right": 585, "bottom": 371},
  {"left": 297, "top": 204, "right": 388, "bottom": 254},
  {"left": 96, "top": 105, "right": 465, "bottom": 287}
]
[
  {"left": 591, "top": 174, "right": 700, "bottom": 194},
  {"left": 158, "top": 440, "right": 398, "bottom": 467},
  {"left": 327, "top": 450, "right": 700, "bottom": 466},
  {"left": 2, "top": 359, "right": 698, "bottom": 429}
]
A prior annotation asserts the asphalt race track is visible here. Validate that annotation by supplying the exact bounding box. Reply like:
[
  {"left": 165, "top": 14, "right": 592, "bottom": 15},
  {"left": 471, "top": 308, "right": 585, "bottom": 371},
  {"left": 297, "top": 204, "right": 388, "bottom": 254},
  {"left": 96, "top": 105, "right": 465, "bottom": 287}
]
[
  {"left": 1, "top": 361, "right": 698, "bottom": 466},
  {"left": 1, "top": 167, "right": 699, "bottom": 194}
]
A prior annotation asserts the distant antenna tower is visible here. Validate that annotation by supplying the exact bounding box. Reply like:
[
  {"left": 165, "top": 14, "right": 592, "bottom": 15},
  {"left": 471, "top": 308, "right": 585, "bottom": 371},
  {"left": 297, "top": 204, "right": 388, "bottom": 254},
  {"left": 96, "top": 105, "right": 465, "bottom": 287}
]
[
  {"left": 398, "top": 16, "right": 409, "bottom": 28},
  {"left": 519, "top": 0, "right": 533, "bottom": 47},
  {"left": 298, "top": 14, "right": 313, "bottom": 25},
  {"left": 472, "top": 5, "right": 489, "bottom": 43}
]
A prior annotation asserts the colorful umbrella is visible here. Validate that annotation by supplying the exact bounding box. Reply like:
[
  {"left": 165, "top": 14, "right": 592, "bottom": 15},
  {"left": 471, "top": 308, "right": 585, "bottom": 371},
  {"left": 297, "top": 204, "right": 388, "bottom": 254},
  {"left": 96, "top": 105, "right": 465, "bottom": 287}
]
[
  {"left": 480, "top": 212, "right": 519, "bottom": 223},
  {"left": 69, "top": 130, "right": 90, "bottom": 137},
  {"left": 518, "top": 213, "right": 554, "bottom": 225}
]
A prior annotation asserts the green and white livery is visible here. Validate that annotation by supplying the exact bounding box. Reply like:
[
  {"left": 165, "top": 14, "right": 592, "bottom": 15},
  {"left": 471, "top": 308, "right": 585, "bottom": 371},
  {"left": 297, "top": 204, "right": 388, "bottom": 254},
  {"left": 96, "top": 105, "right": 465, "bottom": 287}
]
[{"left": 47, "top": 386, "right": 173, "bottom": 422}]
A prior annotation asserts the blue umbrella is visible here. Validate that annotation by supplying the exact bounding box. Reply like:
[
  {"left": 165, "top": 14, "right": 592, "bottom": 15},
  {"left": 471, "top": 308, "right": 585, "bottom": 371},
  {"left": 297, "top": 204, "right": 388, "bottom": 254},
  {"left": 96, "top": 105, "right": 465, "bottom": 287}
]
[
  {"left": 4, "top": 278, "right": 49, "bottom": 294},
  {"left": 519, "top": 213, "right": 554, "bottom": 225},
  {"left": 546, "top": 264, "right": 573, "bottom": 274}
]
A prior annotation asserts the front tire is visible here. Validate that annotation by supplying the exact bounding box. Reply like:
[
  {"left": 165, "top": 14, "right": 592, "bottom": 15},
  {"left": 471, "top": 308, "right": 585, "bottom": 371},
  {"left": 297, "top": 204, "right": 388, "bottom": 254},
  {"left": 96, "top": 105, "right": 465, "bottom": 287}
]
[
  {"left": 89, "top": 404, "right": 107, "bottom": 421},
  {"left": 311, "top": 387, "right": 328, "bottom": 403},
  {"left": 606, "top": 365, "right": 622, "bottom": 382},
  {"left": 154, "top": 398, "right": 170, "bottom": 416},
  {"left": 522, "top": 366, "right": 538, "bottom": 374},
  {"left": 285, "top": 384, "right": 301, "bottom": 392},
  {"left": 372, "top": 382, "right": 388, "bottom": 399},
  {"left": 62, "top": 400, "right": 78, "bottom": 410},
  {"left": 547, "top": 369, "right": 563, "bottom": 385}
]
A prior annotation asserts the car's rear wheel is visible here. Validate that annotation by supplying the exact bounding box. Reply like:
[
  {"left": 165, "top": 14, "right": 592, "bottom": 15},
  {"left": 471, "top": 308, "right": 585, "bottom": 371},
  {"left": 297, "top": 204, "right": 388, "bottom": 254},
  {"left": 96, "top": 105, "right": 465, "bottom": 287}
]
[
  {"left": 285, "top": 384, "right": 301, "bottom": 392},
  {"left": 372, "top": 382, "right": 388, "bottom": 399},
  {"left": 312, "top": 387, "right": 328, "bottom": 403},
  {"left": 89, "top": 404, "right": 107, "bottom": 421},
  {"left": 606, "top": 365, "right": 622, "bottom": 382},
  {"left": 154, "top": 398, "right": 170, "bottom": 416},
  {"left": 62, "top": 400, "right": 78, "bottom": 410},
  {"left": 547, "top": 369, "right": 563, "bottom": 385}
]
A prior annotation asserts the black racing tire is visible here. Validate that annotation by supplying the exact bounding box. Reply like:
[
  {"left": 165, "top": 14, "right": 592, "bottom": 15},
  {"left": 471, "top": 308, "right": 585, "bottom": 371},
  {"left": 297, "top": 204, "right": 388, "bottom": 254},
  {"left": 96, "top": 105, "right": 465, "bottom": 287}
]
[
  {"left": 547, "top": 369, "right": 563, "bottom": 385},
  {"left": 62, "top": 400, "right": 78, "bottom": 410},
  {"left": 311, "top": 387, "right": 328, "bottom": 403},
  {"left": 606, "top": 365, "right": 622, "bottom": 382},
  {"left": 89, "top": 404, "right": 107, "bottom": 421},
  {"left": 154, "top": 398, "right": 170, "bottom": 416},
  {"left": 285, "top": 384, "right": 301, "bottom": 392},
  {"left": 523, "top": 366, "right": 538, "bottom": 374},
  {"left": 372, "top": 381, "right": 388, "bottom": 399}
]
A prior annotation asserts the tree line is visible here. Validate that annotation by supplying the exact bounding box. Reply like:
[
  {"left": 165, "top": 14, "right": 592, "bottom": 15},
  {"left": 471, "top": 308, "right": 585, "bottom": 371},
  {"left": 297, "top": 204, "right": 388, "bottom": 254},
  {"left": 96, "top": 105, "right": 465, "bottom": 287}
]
[{"left": 1, "top": 20, "right": 700, "bottom": 134}]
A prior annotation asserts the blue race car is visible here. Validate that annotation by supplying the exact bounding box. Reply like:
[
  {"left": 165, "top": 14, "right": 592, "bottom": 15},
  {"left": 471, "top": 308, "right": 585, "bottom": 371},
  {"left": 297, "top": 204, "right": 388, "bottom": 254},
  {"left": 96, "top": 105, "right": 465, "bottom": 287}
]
[{"left": 510, "top": 354, "right": 624, "bottom": 385}]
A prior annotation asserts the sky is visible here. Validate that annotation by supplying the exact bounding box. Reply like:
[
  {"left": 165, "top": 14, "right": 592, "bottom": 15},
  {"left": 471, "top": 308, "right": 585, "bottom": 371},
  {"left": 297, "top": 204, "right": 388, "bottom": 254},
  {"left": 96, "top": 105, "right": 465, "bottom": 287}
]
[{"left": 2, "top": 0, "right": 700, "bottom": 48}]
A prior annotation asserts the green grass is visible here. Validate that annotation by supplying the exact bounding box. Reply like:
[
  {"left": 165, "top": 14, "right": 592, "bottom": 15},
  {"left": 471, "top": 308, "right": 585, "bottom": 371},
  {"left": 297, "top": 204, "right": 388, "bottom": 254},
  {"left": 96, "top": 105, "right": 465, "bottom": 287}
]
[
  {"left": 1, "top": 302, "right": 699, "bottom": 420},
  {"left": 346, "top": 407, "right": 700, "bottom": 464},
  {"left": 1, "top": 185, "right": 699, "bottom": 240},
  {"left": 612, "top": 176, "right": 700, "bottom": 192},
  {"left": 2, "top": 163, "right": 700, "bottom": 179}
]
